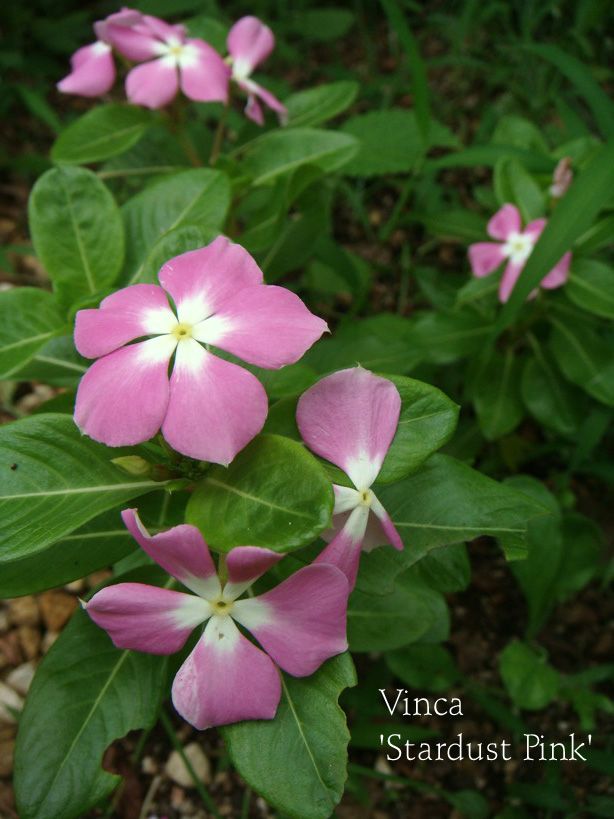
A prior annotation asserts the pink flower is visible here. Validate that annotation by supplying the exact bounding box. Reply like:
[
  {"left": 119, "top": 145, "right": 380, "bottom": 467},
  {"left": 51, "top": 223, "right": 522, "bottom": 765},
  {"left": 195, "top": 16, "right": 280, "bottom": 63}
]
[
  {"left": 74, "top": 236, "right": 327, "bottom": 465},
  {"left": 57, "top": 8, "right": 142, "bottom": 98},
  {"left": 296, "top": 367, "right": 404, "bottom": 588},
  {"left": 86, "top": 509, "right": 349, "bottom": 729},
  {"left": 227, "top": 16, "right": 287, "bottom": 125},
  {"left": 103, "top": 11, "right": 230, "bottom": 108},
  {"left": 468, "top": 203, "right": 571, "bottom": 303}
]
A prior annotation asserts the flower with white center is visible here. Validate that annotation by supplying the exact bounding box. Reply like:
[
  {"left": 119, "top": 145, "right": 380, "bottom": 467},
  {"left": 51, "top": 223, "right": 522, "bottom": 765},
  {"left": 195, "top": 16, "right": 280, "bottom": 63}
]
[
  {"left": 296, "top": 367, "right": 404, "bottom": 588},
  {"left": 102, "top": 10, "right": 230, "bottom": 109},
  {"left": 468, "top": 203, "right": 571, "bottom": 303},
  {"left": 73, "top": 236, "right": 328, "bottom": 465},
  {"left": 57, "top": 40, "right": 116, "bottom": 97},
  {"left": 85, "top": 509, "right": 349, "bottom": 730},
  {"left": 227, "top": 16, "right": 287, "bottom": 126}
]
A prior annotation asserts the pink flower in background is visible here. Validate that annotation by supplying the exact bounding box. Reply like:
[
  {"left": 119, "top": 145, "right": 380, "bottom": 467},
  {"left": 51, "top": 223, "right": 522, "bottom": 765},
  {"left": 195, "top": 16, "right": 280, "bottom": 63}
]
[
  {"left": 74, "top": 237, "right": 327, "bottom": 465},
  {"left": 296, "top": 367, "right": 404, "bottom": 588},
  {"left": 86, "top": 509, "right": 348, "bottom": 729},
  {"left": 57, "top": 8, "right": 142, "bottom": 98},
  {"left": 103, "top": 12, "right": 230, "bottom": 108},
  {"left": 227, "top": 16, "right": 287, "bottom": 125},
  {"left": 468, "top": 203, "right": 571, "bottom": 303}
]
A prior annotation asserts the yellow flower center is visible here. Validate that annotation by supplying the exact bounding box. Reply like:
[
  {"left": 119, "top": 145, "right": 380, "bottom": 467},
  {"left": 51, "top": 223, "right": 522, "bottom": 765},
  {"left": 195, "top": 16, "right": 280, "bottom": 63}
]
[
  {"left": 211, "top": 597, "right": 234, "bottom": 616},
  {"left": 359, "top": 489, "right": 373, "bottom": 507},
  {"left": 172, "top": 322, "right": 193, "bottom": 341}
]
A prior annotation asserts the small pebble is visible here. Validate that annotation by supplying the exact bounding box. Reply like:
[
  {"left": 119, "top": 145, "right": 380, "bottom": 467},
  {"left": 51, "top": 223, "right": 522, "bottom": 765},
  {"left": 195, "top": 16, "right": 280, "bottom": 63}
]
[
  {"left": 6, "top": 662, "right": 36, "bottom": 696},
  {"left": 0, "top": 682, "right": 23, "bottom": 724},
  {"left": 165, "top": 743, "right": 211, "bottom": 788},
  {"left": 8, "top": 597, "right": 39, "bottom": 627}
]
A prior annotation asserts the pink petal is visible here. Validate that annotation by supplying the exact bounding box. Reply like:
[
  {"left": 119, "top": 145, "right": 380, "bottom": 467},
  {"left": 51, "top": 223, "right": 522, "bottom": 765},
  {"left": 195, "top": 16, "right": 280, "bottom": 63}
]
[
  {"left": 541, "top": 251, "right": 571, "bottom": 290},
  {"left": 101, "top": 21, "right": 159, "bottom": 62},
  {"left": 161, "top": 339, "right": 268, "bottom": 465},
  {"left": 228, "top": 16, "right": 275, "bottom": 74},
  {"left": 314, "top": 504, "right": 369, "bottom": 588},
  {"left": 180, "top": 40, "right": 230, "bottom": 104},
  {"left": 171, "top": 615, "right": 280, "bottom": 729},
  {"left": 487, "top": 204, "right": 521, "bottom": 241},
  {"left": 224, "top": 546, "right": 283, "bottom": 600},
  {"left": 74, "top": 335, "right": 175, "bottom": 447},
  {"left": 468, "top": 242, "right": 505, "bottom": 278},
  {"left": 158, "top": 237, "right": 263, "bottom": 325},
  {"left": 141, "top": 14, "right": 186, "bottom": 43},
  {"left": 296, "top": 367, "right": 401, "bottom": 489},
  {"left": 194, "top": 284, "right": 327, "bottom": 369},
  {"left": 252, "top": 82, "right": 287, "bottom": 123},
  {"left": 498, "top": 260, "right": 523, "bottom": 303},
  {"left": 369, "top": 497, "right": 404, "bottom": 551},
  {"left": 244, "top": 92, "right": 264, "bottom": 125},
  {"left": 86, "top": 583, "right": 209, "bottom": 654},
  {"left": 74, "top": 284, "right": 176, "bottom": 359},
  {"left": 121, "top": 509, "right": 220, "bottom": 598},
  {"left": 126, "top": 59, "right": 179, "bottom": 109},
  {"left": 524, "top": 218, "right": 547, "bottom": 241},
  {"left": 57, "top": 43, "right": 115, "bottom": 97},
  {"left": 232, "top": 564, "right": 348, "bottom": 677}
]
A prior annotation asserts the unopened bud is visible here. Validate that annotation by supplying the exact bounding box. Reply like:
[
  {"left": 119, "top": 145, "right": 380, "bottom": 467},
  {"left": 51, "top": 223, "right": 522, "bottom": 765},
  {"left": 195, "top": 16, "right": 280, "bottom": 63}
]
[
  {"left": 111, "top": 456, "right": 152, "bottom": 477},
  {"left": 550, "top": 157, "right": 573, "bottom": 198}
]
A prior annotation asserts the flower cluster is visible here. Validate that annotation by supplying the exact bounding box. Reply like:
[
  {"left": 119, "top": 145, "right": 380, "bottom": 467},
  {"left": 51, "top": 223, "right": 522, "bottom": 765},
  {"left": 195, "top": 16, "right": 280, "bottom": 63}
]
[
  {"left": 58, "top": 9, "right": 286, "bottom": 123},
  {"left": 77, "top": 239, "right": 406, "bottom": 729},
  {"left": 468, "top": 203, "right": 571, "bottom": 302}
]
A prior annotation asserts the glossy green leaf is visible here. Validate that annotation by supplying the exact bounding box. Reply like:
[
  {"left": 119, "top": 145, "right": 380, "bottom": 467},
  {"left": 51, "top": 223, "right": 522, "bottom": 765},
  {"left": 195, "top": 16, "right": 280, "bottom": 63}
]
[
  {"left": 223, "top": 653, "right": 356, "bottom": 819},
  {"left": 341, "top": 110, "right": 424, "bottom": 176},
  {"left": 29, "top": 167, "right": 124, "bottom": 308},
  {"left": 471, "top": 349, "right": 525, "bottom": 440},
  {"left": 499, "top": 640, "right": 559, "bottom": 710},
  {"left": 137, "top": 224, "right": 219, "bottom": 284},
  {"left": 494, "top": 141, "right": 614, "bottom": 335},
  {"left": 14, "top": 572, "right": 169, "bottom": 819},
  {"left": 410, "top": 309, "right": 495, "bottom": 364},
  {"left": 494, "top": 158, "right": 545, "bottom": 221},
  {"left": 121, "top": 168, "right": 230, "bottom": 283},
  {"left": 186, "top": 434, "right": 333, "bottom": 552},
  {"left": 286, "top": 81, "right": 359, "bottom": 128},
  {"left": 241, "top": 128, "right": 359, "bottom": 185},
  {"left": 348, "top": 573, "right": 448, "bottom": 651},
  {"left": 428, "top": 145, "right": 554, "bottom": 173},
  {"left": 0, "top": 288, "right": 65, "bottom": 378},
  {"left": 0, "top": 414, "right": 166, "bottom": 569},
  {"left": 376, "top": 374, "right": 459, "bottom": 483},
  {"left": 51, "top": 105, "right": 151, "bottom": 165},
  {"left": 567, "top": 258, "right": 614, "bottom": 319},
  {"left": 549, "top": 316, "right": 614, "bottom": 406},
  {"left": 12, "top": 335, "right": 87, "bottom": 387},
  {"left": 521, "top": 340, "right": 583, "bottom": 437}
]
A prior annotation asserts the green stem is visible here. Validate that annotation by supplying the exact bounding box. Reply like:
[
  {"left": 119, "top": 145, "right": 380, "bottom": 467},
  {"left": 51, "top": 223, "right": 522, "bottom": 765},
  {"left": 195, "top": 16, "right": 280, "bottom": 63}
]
[
  {"left": 210, "top": 103, "right": 230, "bottom": 165},
  {"left": 159, "top": 709, "right": 222, "bottom": 818}
]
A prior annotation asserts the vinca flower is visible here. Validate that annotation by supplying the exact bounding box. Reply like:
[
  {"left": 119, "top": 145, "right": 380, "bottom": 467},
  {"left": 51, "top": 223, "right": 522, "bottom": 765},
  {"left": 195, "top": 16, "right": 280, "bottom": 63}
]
[
  {"left": 468, "top": 203, "right": 571, "bottom": 303},
  {"left": 296, "top": 367, "right": 404, "bottom": 587},
  {"left": 103, "top": 11, "right": 230, "bottom": 108},
  {"left": 227, "top": 16, "right": 287, "bottom": 125},
  {"left": 56, "top": 7, "right": 142, "bottom": 97},
  {"left": 86, "top": 509, "right": 349, "bottom": 729},
  {"left": 74, "top": 236, "right": 327, "bottom": 465}
]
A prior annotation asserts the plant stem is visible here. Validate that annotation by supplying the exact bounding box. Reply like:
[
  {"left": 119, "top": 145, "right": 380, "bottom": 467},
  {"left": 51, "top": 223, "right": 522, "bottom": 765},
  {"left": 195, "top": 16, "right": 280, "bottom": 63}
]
[{"left": 210, "top": 103, "right": 230, "bottom": 165}]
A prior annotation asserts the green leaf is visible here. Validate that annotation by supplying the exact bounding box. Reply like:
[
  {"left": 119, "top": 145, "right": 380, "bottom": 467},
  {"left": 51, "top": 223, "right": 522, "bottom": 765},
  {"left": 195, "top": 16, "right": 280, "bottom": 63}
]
[
  {"left": 494, "top": 141, "right": 614, "bottom": 335},
  {"left": 410, "top": 309, "right": 494, "bottom": 364},
  {"left": 521, "top": 340, "right": 583, "bottom": 437},
  {"left": 29, "top": 167, "right": 124, "bottom": 309},
  {"left": 121, "top": 168, "right": 231, "bottom": 283},
  {"left": 376, "top": 374, "right": 459, "bottom": 483},
  {"left": 186, "top": 434, "right": 333, "bottom": 553},
  {"left": 51, "top": 105, "right": 152, "bottom": 165},
  {"left": 567, "top": 258, "right": 614, "bottom": 319},
  {"left": 0, "top": 414, "right": 166, "bottom": 572},
  {"left": 494, "top": 158, "right": 545, "bottom": 221},
  {"left": 11, "top": 335, "right": 87, "bottom": 387},
  {"left": 223, "top": 653, "right": 356, "bottom": 819},
  {"left": 549, "top": 315, "right": 614, "bottom": 406},
  {"left": 14, "top": 576, "right": 169, "bottom": 819},
  {"left": 428, "top": 145, "right": 554, "bottom": 173},
  {"left": 286, "top": 81, "right": 359, "bottom": 128},
  {"left": 0, "top": 288, "right": 65, "bottom": 378},
  {"left": 341, "top": 109, "right": 423, "bottom": 176},
  {"left": 471, "top": 349, "right": 525, "bottom": 440},
  {"left": 524, "top": 44, "right": 614, "bottom": 138},
  {"left": 240, "top": 129, "right": 359, "bottom": 185},
  {"left": 379, "top": 454, "right": 546, "bottom": 562},
  {"left": 287, "top": 8, "right": 355, "bottom": 41},
  {"left": 348, "top": 573, "right": 448, "bottom": 651},
  {"left": 386, "top": 644, "right": 459, "bottom": 692},
  {"left": 499, "top": 640, "right": 559, "bottom": 710},
  {"left": 137, "top": 224, "right": 219, "bottom": 284}
]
